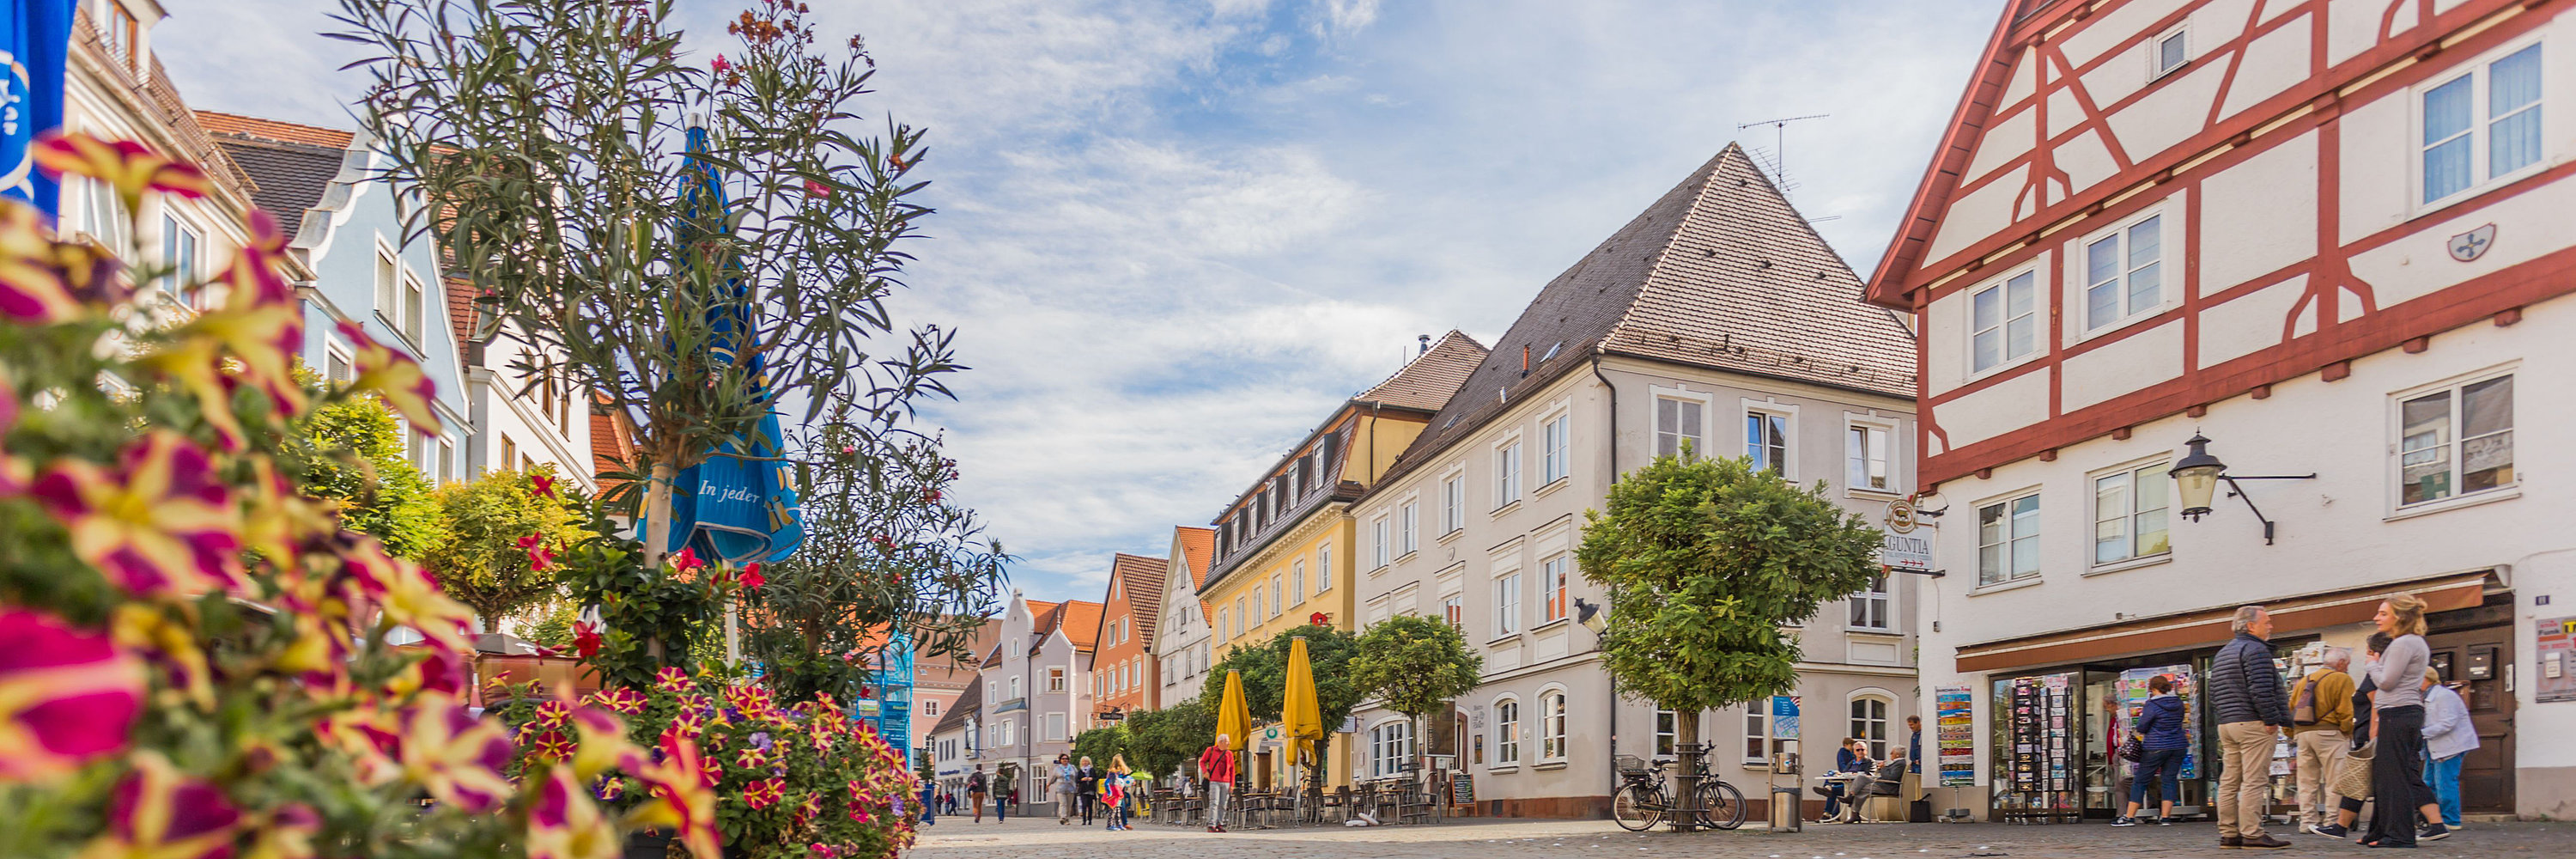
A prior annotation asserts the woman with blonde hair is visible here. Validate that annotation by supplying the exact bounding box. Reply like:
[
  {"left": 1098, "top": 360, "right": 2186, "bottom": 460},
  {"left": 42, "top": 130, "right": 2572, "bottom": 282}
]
[
  {"left": 1105, "top": 754, "right": 1134, "bottom": 832},
  {"left": 2362, "top": 594, "right": 2446, "bottom": 846}
]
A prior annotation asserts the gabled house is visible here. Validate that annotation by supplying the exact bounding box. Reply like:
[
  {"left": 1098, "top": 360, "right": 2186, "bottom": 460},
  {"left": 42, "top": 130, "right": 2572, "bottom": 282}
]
[
  {"left": 1091, "top": 553, "right": 1169, "bottom": 717},
  {"left": 927, "top": 673, "right": 982, "bottom": 801},
  {"left": 1866, "top": 0, "right": 2574, "bottom": 821},
  {"left": 971, "top": 591, "right": 1102, "bottom": 813},
  {"left": 1346, "top": 143, "right": 1917, "bottom": 819},
  {"left": 1153, "top": 526, "right": 1218, "bottom": 705}
]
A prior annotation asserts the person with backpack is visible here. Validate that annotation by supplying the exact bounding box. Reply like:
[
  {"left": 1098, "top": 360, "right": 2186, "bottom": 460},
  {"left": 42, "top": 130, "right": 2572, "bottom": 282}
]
[
  {"left": 967, "top": 765, "right": 989, "bottom": 823},
  {"left": 2114, "top": 673, "right": 2190, "bottom": 826},
  {"left": 2290, "top": 648, "right": 2358, "bottom": 833}
]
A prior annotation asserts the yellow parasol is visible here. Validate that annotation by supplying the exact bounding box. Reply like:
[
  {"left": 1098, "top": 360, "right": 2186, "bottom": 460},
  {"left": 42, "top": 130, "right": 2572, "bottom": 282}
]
[
  {"left": 1216, "top": 669, "right": 1250, "bottom": 755},
  {"left": 1282, "top": 637, "right": 1322, "bottom": 765}
]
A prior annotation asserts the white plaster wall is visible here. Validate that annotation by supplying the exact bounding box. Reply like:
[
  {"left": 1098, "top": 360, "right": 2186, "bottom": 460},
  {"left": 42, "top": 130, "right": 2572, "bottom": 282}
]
[
  {"left": 1932, "top": 369, "right": 2049, "bottom": 449},
  {"left": 2061, "top": 0, "right": 2190, "bottom": 68},
  {"left": 1917, "top": 292, "right": 2576, "bottom": 794},
  {"left": 2196, "top": 273, "right": 2309, "bottom": 368},
  {"left": 2001, "top": 46, "right": 2038, "bottom": 108},
  {"left": 2336, "top": 91, "right": 2414, "bottom": 243},
  {"left": 2217, "top": 13, "right": 2314, "bottom": 120},
  {"left": 1965, "top": 107, "right": 2035, "bottom": 180},
  {"left": 2348, "top": 175, "right": 2576, "bottom": 308},
  {"left": 2190, "top": 0, "right": 2259, "bottom": 50},
  {"left": 1926, "top": 289, "right": 1969, "bottom": 397},
  {"left": 2199, "top": 130, "right": 2320, "bottom": 291},
  {"left": 2057, "top": 128, "right": 2123, "bottom": 193},
  {"left": 2324, "top": 0, "right": 2391, "bottom": 68},
  {"left": 1924, "top": 166, "right": 2026, "bottom": 264},
  {"left": 2105, "top": 59, "right": 2228, "bottom": 161},
  {"left": 2046, "top": 87, "right": 2086, "bottom": 140},
  {"left": 2059, "top": 320, "right": 2185, "bottom": 412}
]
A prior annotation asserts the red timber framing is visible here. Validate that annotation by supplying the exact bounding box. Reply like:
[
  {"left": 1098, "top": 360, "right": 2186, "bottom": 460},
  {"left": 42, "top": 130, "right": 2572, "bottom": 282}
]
[{"left": 1865, "top": 0, "right": 2575, "bottom": 488}]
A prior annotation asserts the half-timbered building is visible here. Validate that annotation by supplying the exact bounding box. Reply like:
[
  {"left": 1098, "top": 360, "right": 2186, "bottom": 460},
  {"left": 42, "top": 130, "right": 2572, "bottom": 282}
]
[{"left": 1870, "top": 0, "right": 2575, "bottom": 822}]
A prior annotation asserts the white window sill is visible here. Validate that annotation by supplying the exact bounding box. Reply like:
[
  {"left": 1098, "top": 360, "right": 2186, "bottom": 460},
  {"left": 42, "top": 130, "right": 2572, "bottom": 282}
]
[
  {"left": 1394, "top": 550, "right": 1419, "bottom": 565},
  {"left": 1844, "top": 628, "right": 1903, "bottom": 639},
  {"left": 1534, "top": 760, "right": 1569, "bottom": 771},
  {"left": 1532, "top": 617, "right": 1572, "bottom": 635},
  {"left": 1492, "top": 500, "right": 1524, "bottom": 518},
  {"left": 2082, "top": 553, "right": 2173, "bottom": 577},
  {"left": 1963, "top": 351, "right": 2044, "bottom": 387},
  {"left": 1485, "top": 632, "right": 1523, "bottom": 648},
  {"left": 2385, "top": 485, "right": 2519, "bottom": 523},
  {"left": 1438, "top": 527, "right": 1465, "bottom": 545},
  {"left": 1534, "top": 477, "right": 1572, "bottom": 498},
  {"left": 1967, "top": 576, "right": 2044, "bottom": 597},
  {"left": 1486, "top": 764, "right": 1521, "bottom": 774},
  {"left": 1368, "top": 564, "right": 1391, "bottom": 577},
  {"left": 1847, "top": 488, "right": 1905, "bottom": 503},
  {"left": 2072, "top": 302, "right": 2178, "bottom": 347}
]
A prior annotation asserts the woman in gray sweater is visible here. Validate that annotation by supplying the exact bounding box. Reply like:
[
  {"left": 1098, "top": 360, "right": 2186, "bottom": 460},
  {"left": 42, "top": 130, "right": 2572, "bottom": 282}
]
[{"left": 2362, "top": 594, "right": 2445, "bottom": 847}]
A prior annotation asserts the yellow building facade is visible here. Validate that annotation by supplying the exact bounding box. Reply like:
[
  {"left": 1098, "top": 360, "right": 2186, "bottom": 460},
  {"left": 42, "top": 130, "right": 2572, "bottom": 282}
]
[{"left": 1196, "top": 332, "right": 1485, "bottom": 789}]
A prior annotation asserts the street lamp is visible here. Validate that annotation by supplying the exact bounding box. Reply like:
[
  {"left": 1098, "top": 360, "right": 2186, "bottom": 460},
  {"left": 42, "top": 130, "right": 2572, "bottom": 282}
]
[
  {"left": 1577, "top": 598, "right": 1605, "bottom": 636},
  {"left": 2165, "top": 432, "right": 2317, "bottom": 545}
]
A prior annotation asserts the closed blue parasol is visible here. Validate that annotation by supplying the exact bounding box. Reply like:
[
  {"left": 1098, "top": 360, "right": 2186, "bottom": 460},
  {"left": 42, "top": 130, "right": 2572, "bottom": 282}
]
[{"left": 1, "top": 0, "right": 78, "bottom": 213}]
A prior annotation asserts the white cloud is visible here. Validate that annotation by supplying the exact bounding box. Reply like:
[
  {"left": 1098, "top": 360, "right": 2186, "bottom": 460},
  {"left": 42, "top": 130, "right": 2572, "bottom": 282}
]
[{"left": 151, "top": 0, "right": 2002, "bottom": 604}]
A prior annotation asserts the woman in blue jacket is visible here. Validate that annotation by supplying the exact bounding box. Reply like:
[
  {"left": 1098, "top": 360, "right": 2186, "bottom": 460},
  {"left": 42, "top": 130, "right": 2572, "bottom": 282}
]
[{"left": 2115, "top": 673, "right": 2191, "bottom": 826}]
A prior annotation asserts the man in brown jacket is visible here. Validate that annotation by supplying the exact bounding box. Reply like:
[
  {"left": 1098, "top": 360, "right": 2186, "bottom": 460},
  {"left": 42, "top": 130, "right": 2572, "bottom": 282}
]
[{"left": 2290, "top": 647, "right": 2358, "bottom": 833}]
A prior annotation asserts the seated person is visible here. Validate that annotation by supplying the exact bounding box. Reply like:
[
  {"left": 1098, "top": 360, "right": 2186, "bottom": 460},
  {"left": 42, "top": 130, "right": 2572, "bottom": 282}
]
[{"left": 1814, "top": 738, "right": 1876, "bottom": 821}]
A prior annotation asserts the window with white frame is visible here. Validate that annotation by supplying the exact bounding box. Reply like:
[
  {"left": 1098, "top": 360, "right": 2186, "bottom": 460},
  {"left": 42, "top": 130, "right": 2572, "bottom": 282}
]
[
  {"left": 1047, "top": 712, "right": 1066, "bottom": 741},
  {"left": 1541, "top": 555, "right": 1570, "bottom": 624},
  {"left": 2398, "top": 373, "right": 2514, "bottom": 506},
  {"left": 1850, "top": 697, "right": 1892, "bottom": 759},
  {"left": 161, "top": 215, "right": 201, "bottom": 307},
  {"left": 1255, "top": 585, "right": 1266, "bottom": 621},
  {"left": 1371, "top": 517, "right": 1390, "bottom": 568},
  {"left": 1218, "top": 608, "right": 1230, "bottom": 642},
  {"left": 1000, "top": 719, "right": 1016, "bottom": 746},
  {"left": 1234, "top": 598, "right": 1247, "bottom": 636},
  {"left": 2421, "top": 42, "right": 2543, "bottom": 205},
  {"left": 1656, "top": 397, "right": 1705, "bottom": 460},
  {"left": 2150, "top": 26, "right": 2187, "bottom": 78},
  {"left": 1655, "top": 710, "right": 1678, "bottom": 757},
  {"left": 1542, "top": 412, "right": 1570, "bottom": 484},
  {"left": 1271, "top": 576, "right": 1284, "bottom": 618},
  {"left": 1291, "top": 561, "right": 1306, "bottom": 606},
  {"left": 1493, "top": 572, "right": 1522, "bottom": 635},
  {"left": 2093, "top": 462, "right": 2172, "bottom": 564},
  {"left": 1316, "top": 545, "right": 1333, "bottom": 592},
  {"left": 1495, "top": 442, "right": 1523, "bottom": 507},
  {"left": 2084, "top": 212, "right": 2163, "bottom": 331},
  {"left": 1742, "top": 709, "right": 1778, "bottom": 764},
  {"left": 1493, "top": 698, "right": 1522, "bottom": 765},
  {"left": 924, "top": 700, "right": 939, "bottom": 716},
  {"left": 1848, "top": 573, "right": 1890, "bottom": 631},
  {"left": 1442, "top": 472, "right": 1465, "bottom": 533},
  {"left": 1400, "top": 501, "right": 1419, "bottom": 556},
  {"left": 374, "top": 250, "right": 398, "bottom": 319},
  {"left": 1978, "top": 493, "right": 2042, "bottom": 586},
  {"left": 1847, "top": 423, "right": 1893, "bottom": 493},
  {"left": 1971, "top": 270, "right": 2038, "bottom": 373},
  {"left": 1370, "top": 721, "right": 1413, "bottom": 777},
  {"left": 1046, "top": 667, "right": 1066, "bottom": 692},
  {"left": 1539, "top": 691, "right": 1568, "bottom": 761},
  {"left": 402, "top": 272, "right": 425, "bottom": 346},
  {"left": 1746, "top": 410, "right": 1789, "bottom": 474}
]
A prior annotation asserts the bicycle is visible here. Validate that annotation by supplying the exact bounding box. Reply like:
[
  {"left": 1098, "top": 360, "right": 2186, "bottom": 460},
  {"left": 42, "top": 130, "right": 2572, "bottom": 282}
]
[{"left": 1611, "top": 745, "right": 1746, "bottom": 832}]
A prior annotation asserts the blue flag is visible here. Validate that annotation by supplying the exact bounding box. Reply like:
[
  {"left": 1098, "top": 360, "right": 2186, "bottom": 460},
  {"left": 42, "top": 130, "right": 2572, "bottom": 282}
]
[
  {"left": 2, "top": 0, "right": 77, "bottom": 213},
  {"left": 665, "top": 125, "right": 805, "bottom": 564}
]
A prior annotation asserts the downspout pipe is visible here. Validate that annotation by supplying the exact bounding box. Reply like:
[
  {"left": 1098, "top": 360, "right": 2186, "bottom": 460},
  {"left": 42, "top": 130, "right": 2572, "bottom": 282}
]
[{"left": 1589, "top": 350, "right": 1619, "bottom": 798}]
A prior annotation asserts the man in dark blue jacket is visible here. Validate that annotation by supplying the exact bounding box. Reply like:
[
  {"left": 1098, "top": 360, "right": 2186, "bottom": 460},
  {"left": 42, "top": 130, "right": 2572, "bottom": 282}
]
[{"left": 2208, "top": 606, "right": 2293, "bottom": 850}]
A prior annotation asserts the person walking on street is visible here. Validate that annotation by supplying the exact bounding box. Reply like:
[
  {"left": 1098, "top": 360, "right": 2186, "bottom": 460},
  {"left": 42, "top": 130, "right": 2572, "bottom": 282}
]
[
  {"left": 2291, "top": 648, "right": 2358, "bottom": 833},
  {"left": 1073, "top": 756, "right": 1101, "bottom": 825},
  {"left": 1200, "top": 734, "right": 1237, "bottom": 833},
  {"left": 2116, "top": 673, "right": 2190, "bottom": 826},
  {"left": 2209, "top": 605, "right": 2294, "bottom": 850},
  {"left": 2363, "top": 594, "right": 2446, "bottom": 847},
  {"left": 967, "top": 765, "right": 988, "bottom": 824},
  {"left": 2316, "top": 633, "right": 2391, "bottom": 840},
  {"left": 2421, "top": 668, "right": 2477, "bottom": 832},
  {"left": 1105, "top": 755, "right": 1135, "bottom": 832},
  {"left": 1054, "top": 754, "right": 1078, "bottom": 825}
]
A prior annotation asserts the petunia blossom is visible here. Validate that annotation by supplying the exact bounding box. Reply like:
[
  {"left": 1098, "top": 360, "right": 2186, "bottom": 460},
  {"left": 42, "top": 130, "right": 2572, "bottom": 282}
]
[
  {"left": 743, "top": 777, "right": 785, "bottom": 810},
  {"left": 85, "top": 751, "right": 240, "bottom": 859},
  {"left": 337, "top": 533, "right": 478, "bottom": 655},
  {"left": 33, "top": 132, "right": 213, "bottom": 210},
  {"left": 622, "top": 729, "right": 721, "bottom": 859},
  {"left": 0, "top": 608, "right": 146, "bottom": 784},
  {"left": 526, "top": 765, "right": 623, "bottom": 859},
  {"left": 339, "top": 320, "right": 445, "bottom": 436},
  {"left": 0, "top": 201, "right": 86, "bottom": 323},
  {"left": 392, "top": 692, "right": 517, "bottom": 813},
  {"left": 31, "top": 432, "right": 245, "bottom": 598}
]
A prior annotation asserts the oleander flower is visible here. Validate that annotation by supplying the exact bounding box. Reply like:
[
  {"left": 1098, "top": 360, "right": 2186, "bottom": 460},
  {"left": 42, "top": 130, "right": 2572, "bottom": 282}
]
[
  {"left": 573, "top": 621, "right": 603, "bottom": 660},
  {"left": 0, "top": 608, "right": 145, "bottom": 784},
  {"left": 81, "top": 752, "right": 240, "bottom": 859},
  {"left": 338, "top": 320, "right": 444, "bottom": 437},
  {"left": 30, "top": 432, "right": 245, "bottom": 598},
  {"left": 526, "top": 765, "right": 622, "bottom": 859},
  {"left": 33, "top": 132, "right": 213, "bottom": 210}
]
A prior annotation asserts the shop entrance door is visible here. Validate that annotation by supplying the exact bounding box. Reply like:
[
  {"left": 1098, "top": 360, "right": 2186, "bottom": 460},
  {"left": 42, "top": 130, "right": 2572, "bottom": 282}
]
[{"left": 2424, "top": 624, "right": 2514, "bottom": 813}]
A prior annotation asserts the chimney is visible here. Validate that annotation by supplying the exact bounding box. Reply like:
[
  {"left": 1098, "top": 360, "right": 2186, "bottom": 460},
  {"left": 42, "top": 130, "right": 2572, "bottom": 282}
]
[
  {"left": 1521, "top": 344, "right": 1531, "bottom": 377},
  {"left": 1418, "top": 333, "right": 1431, "bottom": 356}
]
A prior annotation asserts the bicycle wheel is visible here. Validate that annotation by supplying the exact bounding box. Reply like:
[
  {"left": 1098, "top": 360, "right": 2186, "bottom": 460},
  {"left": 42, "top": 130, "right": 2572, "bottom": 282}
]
[
  {"left": 1694, "top": 780, "right": 1747, "bottom": 830},
  {"left": 1612, "top": 783, "right": 1663, "bottom": 832}
]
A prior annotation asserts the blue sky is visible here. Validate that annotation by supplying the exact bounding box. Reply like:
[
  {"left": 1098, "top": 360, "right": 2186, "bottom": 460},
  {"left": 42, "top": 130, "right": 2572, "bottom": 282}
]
[{"left": 155, "top": 1, "right": 2000, "bottom": 604}]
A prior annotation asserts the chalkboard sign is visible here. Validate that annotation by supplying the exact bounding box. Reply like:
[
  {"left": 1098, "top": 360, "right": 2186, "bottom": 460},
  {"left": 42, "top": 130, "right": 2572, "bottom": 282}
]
[{"left": 1450, "top": 773, "right": 1473, "bottom": 804}]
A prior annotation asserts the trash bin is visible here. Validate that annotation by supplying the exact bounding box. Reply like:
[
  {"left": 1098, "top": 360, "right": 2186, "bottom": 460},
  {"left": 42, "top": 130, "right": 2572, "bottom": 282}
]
[{"left": 1770, "top": 786, "right": 1802, "bottom": 832}]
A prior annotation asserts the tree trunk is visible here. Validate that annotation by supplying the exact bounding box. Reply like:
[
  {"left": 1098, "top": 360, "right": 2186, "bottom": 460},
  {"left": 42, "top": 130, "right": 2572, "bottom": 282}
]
[
  {"left": 641, "top": 460, "right": 677, "bottom": 570},
  {"left": 1672, "top": 709, "right": 1702, "bottom": 832}
]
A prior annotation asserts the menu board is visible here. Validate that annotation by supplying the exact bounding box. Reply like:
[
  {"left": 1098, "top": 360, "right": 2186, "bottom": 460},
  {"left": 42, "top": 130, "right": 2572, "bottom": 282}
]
[
  {"left": 1935, "top": 685, "right": 1975, "bottom": 787},
  {"left": 2005, "top": 673, "right": 2074, "bottom": 792},
  {"left": 2539, "top": 616, "right": 2576, "bottom": 704},
  {"left": 2117, "top": 665, "right": 2200, "bottom": 780}
]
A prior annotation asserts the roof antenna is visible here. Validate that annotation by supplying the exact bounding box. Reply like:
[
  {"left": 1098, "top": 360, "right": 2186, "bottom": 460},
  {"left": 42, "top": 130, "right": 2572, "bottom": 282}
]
[{"left": 1737, "top": 113, "right": 1829, "bottom": 192}]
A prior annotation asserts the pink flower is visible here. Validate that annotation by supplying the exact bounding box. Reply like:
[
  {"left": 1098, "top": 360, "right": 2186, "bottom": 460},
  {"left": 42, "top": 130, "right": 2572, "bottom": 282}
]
[
  {"left": 519, "top": 533, "right": 556, "bottom": 571},
  {"left": 671, "top": 546, "right": 703, "bottom": 572},
  {"left": 581, "top": 686, "right": 646, "bottom": 716},
  {"left": 88, "top": 752, "right": 240, "bottom": 858},
  {"left": 31, "top": 432, "right": 245, "bottom": 598},
  {"left": 573, "top": 622, "right": 603, "bottom": 661},
  {"left": 338, "top": 320, "right": 445, "bottom": 437},
  {"left": 391, "top": 692, "right": 517, "bottom": 813},
  {"left": 526, "top": 765, "right": 620, "bottom": 859},
  {"left": 653, "top": 666, "right": 693, "bottom": 694},
  {"left": 0, "top": 202, "right": 90, "bottom": 323},
  {"left": 712, "top": 54, "right": 733, "bottom": 73},
  {"left": 804, "top": 178, "right": 831, "bottom": 198},
  {"left": 625, "top": 730, "right": 722, "bottom": 859},
  {"left": 33, "top": 132, "right": 213, "bottom": 208},
  {"left": 741, "top": 562, "right": 764, "bottom": 590},
  {"left": 0, "top": 608, "right": 145, "bottom": 784},
  {"left": 336, "top": 533, "right": 478, "bottom": 655},
  {"left": 531, "top": 473, "right": 556, "bottom": 498},
  {"left": 743, "top": 777, "right": 785, "bottom": 810}
]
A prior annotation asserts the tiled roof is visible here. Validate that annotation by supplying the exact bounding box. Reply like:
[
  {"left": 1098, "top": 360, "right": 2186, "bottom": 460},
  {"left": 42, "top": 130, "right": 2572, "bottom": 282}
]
[
  {"left": 443, "top": 275, "right": 482, "bottom": 357},
  {"left": 1053, "top": 600, "right": 1104, "bottom": 655},
  {"left": 1371, "top": 143, "right": 1916, "bottom": 494},
  {"left": 195, "top": 112, "right": 361, "bottom": 241},
  {"left": 1359, "top": 330, "right": 1487, "bottom": 411},
  {"left": 1172, "top": 527, "right": 1215, "bottom": 622},
  {"left": 588, "top": 403, "right": 641, "bottom": 496},
  {"left": 929, "top": 674, "right": 980, "bottom": 735},
  {"left": 195, "top": 111, "right": 356, "bottom": 149},
  {"left": 1103, "top": 553, "right": 1169, "bottom": 650}
]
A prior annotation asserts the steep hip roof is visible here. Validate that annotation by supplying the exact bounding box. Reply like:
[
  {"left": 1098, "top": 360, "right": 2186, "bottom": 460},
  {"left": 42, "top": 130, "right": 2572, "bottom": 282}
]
[
  {"left": 1370, "top": 143, "right": 1916, "bottom": 494},
  {"left": 929, "top": 674, "right": 981, "bottom": 736},
  {"left": 1358, "top": 330, "right": 1489, "bottom": 411},
  {"left": 1100, "top": 553, "right": 1170, "bottom": 651}
]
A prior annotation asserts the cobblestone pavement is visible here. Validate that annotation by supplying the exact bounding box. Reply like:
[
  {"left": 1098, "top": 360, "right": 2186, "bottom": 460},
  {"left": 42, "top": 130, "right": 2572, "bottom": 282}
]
[{"left": 910, "top": 814, "right": 2568, "bottom": 858}]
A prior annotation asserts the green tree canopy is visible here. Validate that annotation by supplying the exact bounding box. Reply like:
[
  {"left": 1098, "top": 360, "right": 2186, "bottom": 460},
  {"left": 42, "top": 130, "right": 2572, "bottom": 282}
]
[
  {"left": 1122, "top": 697, "right": 1214, "bottom": 780},
  {"left": 1071, "top": 725, "right": 1130, "bottom": 770},
  {"left": 1575, "top": 452, "right": 1883, "bottom": 754},
  {"left": 422, "top": 466, "right": 588, "bottom": 631},
  {"left": 1199, "top": 624, "right": 1364, "bottom": 732},
  {"left": 1351, "top": 614, "right": 1485, "bottom": 722},
  {"left": 289, "top": 393, "right": 442, "bottom": 558}
]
